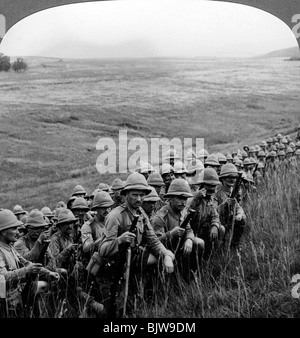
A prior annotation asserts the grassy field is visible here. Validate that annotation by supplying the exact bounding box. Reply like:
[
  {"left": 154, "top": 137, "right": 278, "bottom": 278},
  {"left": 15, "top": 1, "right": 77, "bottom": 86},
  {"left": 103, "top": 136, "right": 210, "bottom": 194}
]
[
  {"left": 0, "top": 55, "right": 300, "bottom": 319},
  {"left": 0, "top": 56, "right": 299, "bottom": 211}
]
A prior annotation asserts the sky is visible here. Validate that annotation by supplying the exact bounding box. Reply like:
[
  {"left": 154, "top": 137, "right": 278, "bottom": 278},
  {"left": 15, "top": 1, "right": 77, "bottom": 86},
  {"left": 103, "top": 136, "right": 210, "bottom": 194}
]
[{"left": 0, "top": 0, "right": 298, "bottom": 58}]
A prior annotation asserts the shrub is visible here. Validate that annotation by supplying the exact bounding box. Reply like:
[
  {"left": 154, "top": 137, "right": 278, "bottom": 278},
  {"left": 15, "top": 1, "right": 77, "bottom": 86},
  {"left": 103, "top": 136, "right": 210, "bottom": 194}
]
[
  {"left": 12, "top": 57, "right": 28, "bottom": 72},
  {"left": 0, "top": 53, "right": 11, "bottom": 71}
]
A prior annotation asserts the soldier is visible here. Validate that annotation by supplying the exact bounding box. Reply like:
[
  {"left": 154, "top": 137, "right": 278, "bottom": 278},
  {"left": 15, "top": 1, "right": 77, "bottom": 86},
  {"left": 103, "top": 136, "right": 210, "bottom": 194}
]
[
  {"left": 226, "top": 153, "right": 233, "bottom": 164},
  {"left": 204, "top": 154, "right": 221, "bottom": 175},
  {"left": 216, "top": 153, "right": 227, "bottom": 168},
  {"left": 98, "top": 172, "right": 175, "bottom": 316},
  {"left": 141, "top": 186, "right": 161, "bottom": 220},
  {"left": 81, "top": 191, "right": 115, "bottom": 266},
  {"left": 215, "top": 164, "right": 246, "bottom": 251},
  {"left": 240, "top": 150, "right": 248, "bottom": 161},
  {"left": 147, "top": 172, "right": 166, "bottom": 212},
  {"left": 14, "top": 210, "right": 51, "bottom": 265},
  {"left": 152, "top": 179, "right": 204, "bottom": 282},
  {"left": 173, "top": 161, "right": 188, "bottom": 180},
  {"left": 196, "top": 149, "right": 209, "bottom": 164},
  {"left": 186, "top": 159, "right": 204, "bottom": 195},
  {"left": 163, "top": 149, "right": 180, "bottom": 167},
  {"left": 0, "top": 209, "right": 59, "bottom": 318},
  {"left": 110, "top": 178, "right": 125, "bottom": 208},
  {"left": 160, "top": 163, "right": 175, "bottom": 194},
  {"left": 189, "top": 168, "right": 225, "bottom": 260},
  {"left": 71, "top": 197, "right": 92, "bottom": 230},
  {"left": 47, "top": 209, "right": 79, "bottom": 275},
  {"left": 13, "top": 205, "right": 27, "bottom": 221},
  {"left": 72, "top": 184, "right": 88, "bottom": 198}
]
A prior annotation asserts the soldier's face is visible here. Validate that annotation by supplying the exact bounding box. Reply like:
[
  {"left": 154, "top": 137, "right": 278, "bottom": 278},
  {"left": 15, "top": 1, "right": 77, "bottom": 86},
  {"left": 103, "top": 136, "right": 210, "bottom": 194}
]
[
  {"left": 126, "top": 190, "right": 146, "bottom": 209},
  {"left": 170, "top": 196, "right": 188, "bottom": 213},
  {"left": 142, "top": 201, "right": 156, "bottom": 215},
  {"left": 96, "top": 207, "right": 111, "bottom": 220},
  {"left": 223, "top": 176, "right": 237, "bottom": 188},
  {"left": 162, "top": 173, "right": 174, "bottom": 186},
  {"left": 203, "top": 183, "right": 217, "bottom": 196},
  {"left": 1, "top": 227, "right": 19, "bottom": 244},
  {"left": 28, "top": 226, "right": 45, "bottom": 240}
]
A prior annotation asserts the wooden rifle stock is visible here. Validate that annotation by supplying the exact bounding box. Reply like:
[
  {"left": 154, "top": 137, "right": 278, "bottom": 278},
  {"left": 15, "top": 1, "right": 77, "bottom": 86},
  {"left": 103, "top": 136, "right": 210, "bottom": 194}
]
[
  {"left": 180, "top": 209, "right": 196, "bottom": 229},
  {"left": 109, "top": 214, "right": 139, "bottom": 318}
]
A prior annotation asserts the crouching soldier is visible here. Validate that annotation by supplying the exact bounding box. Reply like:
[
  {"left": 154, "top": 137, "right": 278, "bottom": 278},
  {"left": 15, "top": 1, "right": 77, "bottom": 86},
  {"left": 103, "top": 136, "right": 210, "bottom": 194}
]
[
  {"left": 0, "top": 209, "right": 59, "bottom": 318},
  {"left": 152, "top": 178, "right": 204, "bottom": 282},
  {"left": 215, "top": 163, "right": 246, "bottom": 251},
  {"left": 98, "top": 172, "right": 175, "bottom": 318},
  {"left": 189, "top": 168, "right": 225, "bottom": 260}
]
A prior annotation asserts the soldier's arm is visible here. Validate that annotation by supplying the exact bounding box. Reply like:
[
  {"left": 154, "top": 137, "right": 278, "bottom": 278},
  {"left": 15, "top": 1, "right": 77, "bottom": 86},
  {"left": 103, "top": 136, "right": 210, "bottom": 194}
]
[
  {"left": 151, "top": 214, "right": 172, "bottom": 245},
  {"left": 14, "top": 237, "right": 44, "bottom": 262},
  {"left": 48, "top": 236, "right": 73, "bottom": 268},
  {"left": 81, "top": 223, "right": 95, "bottom": 253},
  {"left": 210, "top": 204, "right": 221, "bottom": 230},
  {"left": 0, "top": 254, "right": 28, "bottom": 284},
  {"left": 98, "top": 212, "right": 122, "bottom": 258}
]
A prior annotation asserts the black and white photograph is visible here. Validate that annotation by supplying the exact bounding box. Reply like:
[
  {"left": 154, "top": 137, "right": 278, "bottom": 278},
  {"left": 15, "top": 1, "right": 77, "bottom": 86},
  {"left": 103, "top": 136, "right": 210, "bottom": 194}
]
[{"left": 0, "top": 0, "right": 299, "bottom": 324}]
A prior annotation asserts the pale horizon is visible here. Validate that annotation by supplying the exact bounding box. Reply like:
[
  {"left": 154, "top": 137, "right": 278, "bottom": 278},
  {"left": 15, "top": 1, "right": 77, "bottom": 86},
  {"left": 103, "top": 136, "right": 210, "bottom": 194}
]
[{"left": 0, "top": 0, "right": 298, "bottom": 59}]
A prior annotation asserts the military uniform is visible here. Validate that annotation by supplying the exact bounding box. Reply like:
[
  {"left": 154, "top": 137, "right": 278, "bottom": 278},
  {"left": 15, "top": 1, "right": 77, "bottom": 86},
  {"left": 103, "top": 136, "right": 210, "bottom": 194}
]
[{"left": 14, "top": 234, "right": 47, "bottom": 263}]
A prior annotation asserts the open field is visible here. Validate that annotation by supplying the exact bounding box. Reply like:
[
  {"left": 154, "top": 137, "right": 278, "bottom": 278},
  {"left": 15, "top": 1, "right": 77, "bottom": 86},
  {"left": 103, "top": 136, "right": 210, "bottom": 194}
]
[{"left": 0, "top": 56, "right": 299, "bottom": 210}]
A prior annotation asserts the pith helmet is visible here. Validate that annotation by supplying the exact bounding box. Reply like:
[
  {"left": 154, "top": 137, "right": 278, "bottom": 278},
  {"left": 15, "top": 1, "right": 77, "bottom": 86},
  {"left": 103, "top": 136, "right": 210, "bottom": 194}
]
[
  {"left": 235, "top": 159, "right": 243, "bottom": 167},
  {"left": 56, "top": 201, "right": 67, "bottom": 209},
  {"left": 147, "top": 172, "right": 164, "bottom": 187},
  {"left": 26, "top": 209, "right": 48, "bottom": 228},
  {"left": 185, "top": 149, "right": 197, "bottom": 161},
  {"left": 257, "top": 162, "right": 265, "bottom": 169},
  {"left": 249, "top": 157, "right": 257, "bottom": 165},
  {"left": 286, "top": 147, "right": 293, "bottom": 154},
  {"left": 196, "top": 149, "right": 209, "bottom": 159},
  {"left": 121, "top": 172, "right": 152, "bottom": 195},
  {"left": 258, "top": 150, "right": 266, "bottom": 157},
  {"left": 296, "top": 141, "right": 300, "bottom": 148},
  {"left": 160, "top": 163, "right": 174, "bottom": 175},
  {"left": 143, "top": 186, "right": 161, "bottom": 202},
  {"left": 205, "top": 154, "right": 220, "bottom": 167},
  {"left": 41, "top": 206, "right": 53, "bottom": 218},
  {"left": 71, "top": 197, "right": 90, "bottom": 211},
  {"left": 196, "top": 168, "right": 221, "bottom": 185},
  {"left": 295, "top": 149, "right": 300, "bottom": 155},
  {"left": 225, "top": 153, "right": 233, "bottom": 161},
  {"left": 278, "top": 150, "right": 286, "bottom": 156},
  {"left": 217, "top": 153, "right": 227, "bottom": 163},
  {"left": 246, "top": 173, "right": 254, "bottom": 183},
  {"left": 290, "top": 142, "right": 295, "bottom": 148},
  {"left": 233, "top": 156, "right": 239, "bottom": 164},
  {"left": 163, "top": 149, "right": 180, "bottom": 161},
  {"left": 255, "top": 145, "right": 260, "bottom": 152},
  {"left": 249, "top": 146, "right": 256, "bottom": 153},
  {"left": 90, "top": 188, "right": 101, "bottom": 199},
  {"left": 281, "top": 138, "right": 288, "bottom": 144},
  {"left": 0, "top": 209, "right": 23, "bottom": 232},
  {"left": 241, "top": 150, "right": 248, "bottom": 158},
  {"left": 173, "top": 161, "right": 187, "bottom": 174},
  {"left": 187, "top": 159, "right": 204, "bottom": 174},
  {"left": 139, "top": 162, "right": 156, "bottom": 174},
  {"left": 267, "top": 138, "right": 273, "bottom": 143},
  {"left": 219, "top": 163, "right": 238, "bottom": 178},
  {"left": 271, "top": 145, "right": 277, "bottom": 151},
  {"left": 72, "top": 185, "right": 87, "bottom": 196},
  {"left": 56, "top": 209, "right": 77, "bottom": 226},
  {"left": 164, "top": 178, "right": 193, "bottom": 198},
  {"left": 269, "top": 151, "right": 277, "bottom": 157},
  {"left": 243, "top": 158, "right": 251, "bottom": 166},
  {"left": 278, "top": 143, "right": 285, "bottom": 150},
  {"left": 98, "top": 183, "right": 110, "bottom": 192},
  {"left": 260, "top": 141, "right": 267, "bottom": 147},
  {"left": 111, "top": 178, "right": 125, "bottom": 191},
  {"left": 13, "top": 205, "right": 27, "bottom": 216},
  {"left": 91, "top": 191, "right": 115, "bottom": 210}
]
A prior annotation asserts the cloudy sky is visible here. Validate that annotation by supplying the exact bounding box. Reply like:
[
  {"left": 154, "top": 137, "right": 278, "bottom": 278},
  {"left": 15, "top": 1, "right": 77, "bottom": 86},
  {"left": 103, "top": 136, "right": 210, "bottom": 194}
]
[{"left": 0, "top": 0, "right": 298, "bottom": 58}]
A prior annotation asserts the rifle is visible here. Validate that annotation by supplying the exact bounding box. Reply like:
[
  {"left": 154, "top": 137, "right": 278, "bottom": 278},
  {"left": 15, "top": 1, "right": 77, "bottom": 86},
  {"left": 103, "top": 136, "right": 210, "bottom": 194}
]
[
  {"left": 180, "top": 208, "right": 196, "bottom": 229},
  {"left": 226, "top": 172, "right": 243, "bottom": 255},
  {"left": 108, "top": 214, "right": 139, "bottom": 318}
]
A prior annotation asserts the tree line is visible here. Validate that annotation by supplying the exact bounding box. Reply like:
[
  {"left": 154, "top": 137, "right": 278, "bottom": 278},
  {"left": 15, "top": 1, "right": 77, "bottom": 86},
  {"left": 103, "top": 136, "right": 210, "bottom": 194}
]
[{"left": 0, "top": 53, "right": 28, "bottom": 72}]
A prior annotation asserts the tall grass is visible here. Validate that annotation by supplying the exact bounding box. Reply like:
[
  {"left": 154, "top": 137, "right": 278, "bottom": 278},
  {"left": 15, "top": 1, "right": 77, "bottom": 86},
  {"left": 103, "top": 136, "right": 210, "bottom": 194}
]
[{"left": 133, "top": 166, "right": 300, "bottom": 318}]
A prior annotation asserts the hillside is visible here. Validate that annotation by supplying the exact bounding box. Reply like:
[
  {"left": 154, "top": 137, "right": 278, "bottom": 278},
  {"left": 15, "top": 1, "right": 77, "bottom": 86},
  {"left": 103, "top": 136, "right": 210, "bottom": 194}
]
[
  {"left": 256, "top": 46, "right": 300, "bottom": 59},
  {"left": 0, "top": 56, "right": 299, "bottom": 211}
]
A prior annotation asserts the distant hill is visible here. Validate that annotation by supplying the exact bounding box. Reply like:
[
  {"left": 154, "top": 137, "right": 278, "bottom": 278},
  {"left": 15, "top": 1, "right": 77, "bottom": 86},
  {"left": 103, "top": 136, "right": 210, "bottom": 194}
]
[{"left": 256, "top": 46, "right": 300, "bottom": 59}]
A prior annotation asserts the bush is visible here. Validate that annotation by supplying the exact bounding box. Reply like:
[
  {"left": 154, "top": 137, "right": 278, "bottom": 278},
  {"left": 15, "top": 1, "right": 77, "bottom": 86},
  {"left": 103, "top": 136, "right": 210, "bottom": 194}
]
[
  {"left": 0, "top": 53, "right": 11, "bottom": 71},
  {"left": 12, "top": 57, "right": 28, "bottom": 72}
]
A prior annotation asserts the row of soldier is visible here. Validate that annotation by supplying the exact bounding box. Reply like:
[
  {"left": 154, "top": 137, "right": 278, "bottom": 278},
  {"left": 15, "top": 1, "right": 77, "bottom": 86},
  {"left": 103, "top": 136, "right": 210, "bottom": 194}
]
[{"left": 0, "top": 132, "right": 299, "bottom": 318}]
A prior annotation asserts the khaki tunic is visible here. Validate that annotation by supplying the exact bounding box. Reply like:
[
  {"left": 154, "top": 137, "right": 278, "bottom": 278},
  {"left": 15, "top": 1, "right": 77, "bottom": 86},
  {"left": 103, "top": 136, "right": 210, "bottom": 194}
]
[
  {"left": 99, "top": 202, "right": 169, "bottom": 260},
  {"left": 152, "top": 204, "right": 194, "bottom": 250}
]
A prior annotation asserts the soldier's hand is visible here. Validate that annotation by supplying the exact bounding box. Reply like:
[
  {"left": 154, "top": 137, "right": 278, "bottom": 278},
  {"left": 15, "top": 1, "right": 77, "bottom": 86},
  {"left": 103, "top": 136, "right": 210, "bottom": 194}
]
[
  {"left": 118, "top": 231, "right": 136, "bottom": 245},
  {"left": 226, "top": 198, "right": 236, "bottom": 207},
  {"left": 170, "top": 226, "right": 185, "bottom": 238},
  {"left": 195, "top": 188, "right": 206, "bottom": 200},
  {"left": 163, "top": 255, "right": 174, "bottom": 274},
  {"left": 210, "top": 225, "right": 218, "bottom": 241},
  {"left": 38, "top": 230, "right": 50, "bottom": 243},
  {"left": 48, "top": 271, "right": 60, "bottom": 281},
  {"left": 67, "top": 243, "right": 78, "bottom": 252},
  {"left": 26, "top": 262, "right": 43, "bottom": 275},
  {"left": 235, "top": 213, "right": 243, "bottom": 222},
  {"left": 183, "top": 238, "right": 193, "bottom": 256}
]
